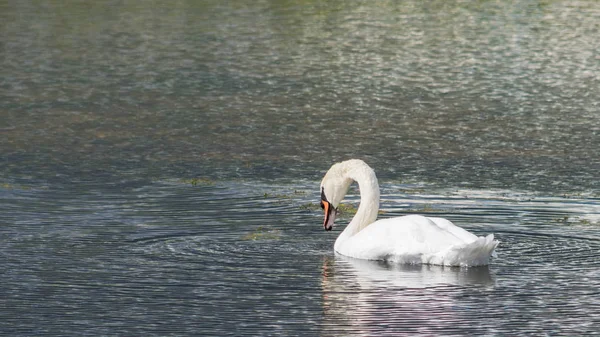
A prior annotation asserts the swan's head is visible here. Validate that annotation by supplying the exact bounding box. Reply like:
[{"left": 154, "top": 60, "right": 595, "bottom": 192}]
[{"left": 320, "top": 162, "right": 353, "bottom": 231}]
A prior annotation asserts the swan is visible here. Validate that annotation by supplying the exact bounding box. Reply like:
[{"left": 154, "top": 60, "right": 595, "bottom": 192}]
[{"left": 320, "top": 159, "right": 498, "bottom": 266}]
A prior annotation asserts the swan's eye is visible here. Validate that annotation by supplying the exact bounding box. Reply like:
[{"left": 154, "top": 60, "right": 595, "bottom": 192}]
[{"left": 320, "top": 201, "right": 325, "bottom": 209}]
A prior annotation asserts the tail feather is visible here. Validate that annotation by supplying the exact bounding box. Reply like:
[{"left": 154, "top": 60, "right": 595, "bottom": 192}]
[{"left": 430, "top": 234, "right": 499, "bottom": 267}]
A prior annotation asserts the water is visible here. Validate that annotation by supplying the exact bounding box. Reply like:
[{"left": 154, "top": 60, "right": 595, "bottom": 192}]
[{"left": 1, "top": 0, "right": 600, "bottom": 335}]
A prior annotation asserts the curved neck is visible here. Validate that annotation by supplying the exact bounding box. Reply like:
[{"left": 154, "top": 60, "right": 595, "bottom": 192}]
[{"left": 334, "top": 162, "right": 380, "bottom": 250}]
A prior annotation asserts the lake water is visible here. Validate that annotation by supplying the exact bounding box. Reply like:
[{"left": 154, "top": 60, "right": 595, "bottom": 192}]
[{"left": 1, "top": 0, "right": 600, "bottom": 335}]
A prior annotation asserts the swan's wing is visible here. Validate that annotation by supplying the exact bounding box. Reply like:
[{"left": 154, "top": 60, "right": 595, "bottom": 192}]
[
  {"left": 338, "top": 215, "right": 471, "bottom": 261},
  {"left": 427, "top": 217, "right": 478, "bottom": 243},
  {"left": 336, "top": 215, "right": 498, "bottom": 266}
]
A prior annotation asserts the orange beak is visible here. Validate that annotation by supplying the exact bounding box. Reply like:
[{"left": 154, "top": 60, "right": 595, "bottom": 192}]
[{"left": 322, "top": 201, "right": 336, "bottom": 231}]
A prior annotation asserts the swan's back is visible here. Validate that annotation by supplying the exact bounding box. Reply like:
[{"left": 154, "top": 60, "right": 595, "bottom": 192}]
[{"left": 335, "top": 215, "right": 498, "bottom": 266}]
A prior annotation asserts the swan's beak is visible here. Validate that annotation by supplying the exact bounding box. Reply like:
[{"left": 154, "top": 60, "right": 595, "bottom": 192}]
[{"left": 322, "top": 201, "right": 336, "bottom": 231}]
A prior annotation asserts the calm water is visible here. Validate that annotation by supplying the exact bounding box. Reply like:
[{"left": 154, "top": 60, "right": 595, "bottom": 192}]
[{"left": 2, "top": 0, "right": 600, "bottom": 335}]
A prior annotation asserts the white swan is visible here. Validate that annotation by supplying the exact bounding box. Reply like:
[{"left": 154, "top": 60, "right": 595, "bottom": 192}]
[{"left": 320, "top": 159, "right": 498, "bottom": 266}]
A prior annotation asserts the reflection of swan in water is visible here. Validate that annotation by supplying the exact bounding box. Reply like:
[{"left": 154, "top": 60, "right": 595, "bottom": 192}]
[
  {"left": 320, "top": 159, "right": 498, "bottom": 266},
  {"left": 332, "top": 254, "right": 494, "bottom": 289},
  {"left": 321, "top": 256, "right": 495, "bottom": 336}
]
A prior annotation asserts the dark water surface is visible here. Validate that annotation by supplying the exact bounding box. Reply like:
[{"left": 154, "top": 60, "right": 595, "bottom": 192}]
[{"left": 2, "top": 0, "right": 600, "bottom": 335}]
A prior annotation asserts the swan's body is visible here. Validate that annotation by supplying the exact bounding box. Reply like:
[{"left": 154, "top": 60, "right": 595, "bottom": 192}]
[{"left": 320, "top": 159, "right": 498, "bottom": 266}]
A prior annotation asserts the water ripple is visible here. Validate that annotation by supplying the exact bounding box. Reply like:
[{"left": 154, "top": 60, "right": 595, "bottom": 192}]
[{"left": 2, "top": 0, "right": 600, "bottom": 335}]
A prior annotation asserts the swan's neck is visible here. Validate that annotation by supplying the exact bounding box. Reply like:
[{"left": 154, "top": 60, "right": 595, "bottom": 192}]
[{"left": 334, "top": 163, "right": 380, "bottom": 251}]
